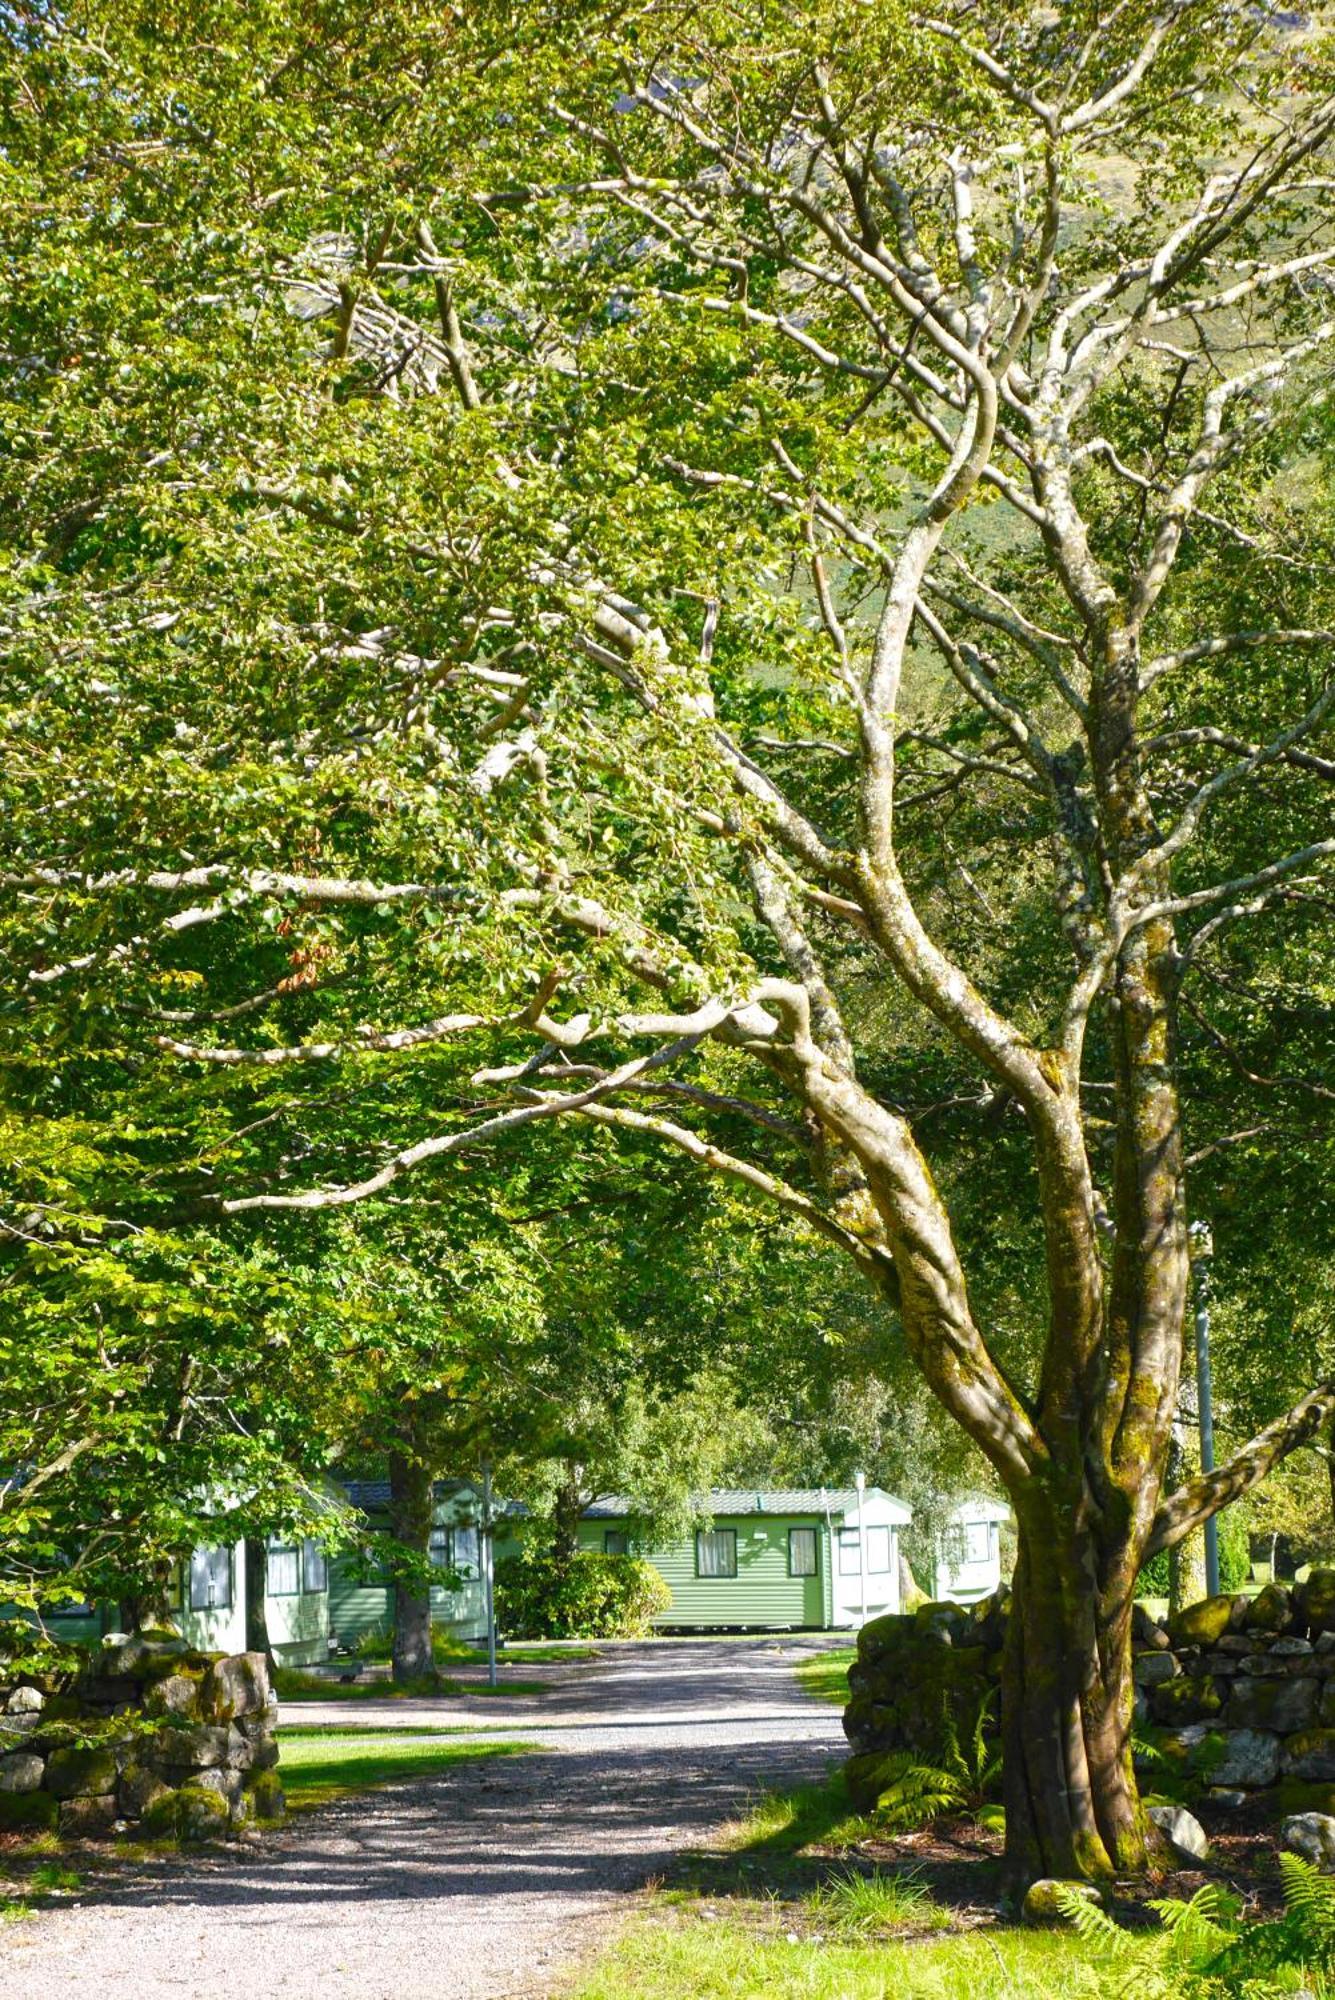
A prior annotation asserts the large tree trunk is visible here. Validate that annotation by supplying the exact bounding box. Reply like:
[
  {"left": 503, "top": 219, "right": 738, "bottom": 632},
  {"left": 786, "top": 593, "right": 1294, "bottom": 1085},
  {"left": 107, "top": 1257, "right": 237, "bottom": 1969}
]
[
  {"left": 1001, "top": 1509, "right": 1145, "bottom": 1883},
  {"left": 387, "top": 1450, "right": 435, "bottom": 1683}
]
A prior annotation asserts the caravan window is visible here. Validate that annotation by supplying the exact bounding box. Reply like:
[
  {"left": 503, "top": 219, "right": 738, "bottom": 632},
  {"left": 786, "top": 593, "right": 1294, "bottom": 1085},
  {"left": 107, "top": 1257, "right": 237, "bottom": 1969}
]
[
  {"left": 964, "top": 1521, "right": 992, "bottom": 1564},
  {"left": 788, "top": 1528, "right": 817, "bottom": 1577},
  {"left": 267, "top": 1543, "right": 300, "bottom": 1596},
  {"left": 696, "top": 1529, "right": 737, "bottom": 1578},
  {"left": 604, "top": 1531, "right": 630, "bottom": 1557},
  {"left": 189, "top": 1546, "right": 233, "bottom": 1612},
  {"left": 837, "top": 1530, "right": 861, "bottom": 1576},
  {"left": 452, "top": 1527, "right": 480, "bottom": 1575},
  {"left": 428, "top": 1526, "right": 452, "bottom": 1568},
  {"left": 866, "top": 1526, "right": 891, "bottom": 1573},
  {"left": 302, "top": 1540, "right": 328, "bottom": 1593}
]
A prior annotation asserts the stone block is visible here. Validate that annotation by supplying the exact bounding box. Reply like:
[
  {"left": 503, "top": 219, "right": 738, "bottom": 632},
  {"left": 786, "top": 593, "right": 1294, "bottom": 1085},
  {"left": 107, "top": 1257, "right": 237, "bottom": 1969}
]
[
  {"left": 1133, "top": 1651, "right": 1179, "bottom": 1687},
  {"left": 59, "top": 1794, "right": 119, "bottom": 1839},
  {"left": 147, "top": 1722, "right": 233, "bottom": 1773},
  {"left": 243, "top": 1768, "right": 285, "bottom": 1822},
  {"left": 44, "top": 1744, "right": 117, "bottom": 1799},
  {"left": 145, "top": 1673, "right": 204, "bottom": 1720},
  {"left": 201, "top": 1653, "right": 272, "bottom": 1723},
  {"left": 0, "top": 1752, "right": 45, "bottom": 1793},
  {"left": 1208, "top": 1727, "right": 1281, "bottom": 1788},
  {"left": 1283, "top": 1729, "right": 1335, "bottom": 1783},
  {"left": 234, "top": 1719, "right": 279, "bottom": 1772},
  {"left": 195, "top": 1768, "right": 244, "bottom": 1815},
  {"left": 1169, "top": 1595, "right": 1240, "bottom": 1650},
  {"left": 1022, "top": 1879, "right": 1105, "bottom": 1924},
  {"left": 1148, "top": 1803, "right": 1210, "bottom": 1864},
  {"left": 857, "top": 1612, "right": 912, "bottom": 1663},
  {"left": 118, "top": 1762, "right": 173, "bottom": 1819},
  {"left": 1280, "top": 1812, "right": 1335, "bottom": 1867},
  {"left": 5, "top": 1685, "right": 44, "bottom": 1715},
  {"left": 1246, "top": 1583, "right": 1294, "bottom": 1634},
  {"left": 1300, "top": 1570, "right": 1335, "bottom": 1634},
  {"left": 1132, "top": 1603, "right": 1172, "bottom": 1650},
  {"left": 1151, "top": 1674, "right": 1223, "bottom": 1726},
  {"left": 1229, "top": 1675, "right": 1317, "bottom": 1735},
  {"left": 165, "top": 1782, "right": 230, "bottom": 1842}
]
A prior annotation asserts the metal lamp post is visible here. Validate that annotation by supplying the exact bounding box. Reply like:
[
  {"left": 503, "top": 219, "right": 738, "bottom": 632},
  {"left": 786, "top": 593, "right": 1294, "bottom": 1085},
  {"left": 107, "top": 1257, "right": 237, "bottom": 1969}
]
[
  {"left": 481, "top": 1458, "right": 498, "bottom": 1689},
  {"left": 1189, "top": 1221, "right": 1220, "bottom": 1599},
  {"left": 855, "top": 1470, "right": 869, "bottom": 1629}
]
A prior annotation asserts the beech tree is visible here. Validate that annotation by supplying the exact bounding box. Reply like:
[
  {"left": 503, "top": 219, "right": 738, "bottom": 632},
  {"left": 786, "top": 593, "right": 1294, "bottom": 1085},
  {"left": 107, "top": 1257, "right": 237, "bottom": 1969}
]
[{"left": 5, "top": 0, "right": 1335, "bottom": 1880}]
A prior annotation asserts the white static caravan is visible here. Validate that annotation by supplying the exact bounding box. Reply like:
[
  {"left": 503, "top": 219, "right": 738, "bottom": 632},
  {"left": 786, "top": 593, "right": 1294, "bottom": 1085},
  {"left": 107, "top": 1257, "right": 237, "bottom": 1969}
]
[
  {"left": 827, "top": 1486, "right": 914, "bottom": 1629},
  {"left": 933, "top": 1497, "right": 1010, "bottom": 1604}
]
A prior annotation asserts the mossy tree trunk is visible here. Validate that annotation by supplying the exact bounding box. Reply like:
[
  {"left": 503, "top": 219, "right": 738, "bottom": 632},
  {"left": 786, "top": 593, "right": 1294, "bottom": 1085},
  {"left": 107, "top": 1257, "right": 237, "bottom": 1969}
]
[
  {"left": 244, "top": 1537, "right": 278, "bottom": 1673},
  {"left": 1001, "top": 1506, "right": 1144, "bottom": 1881},
  {"left": 388, "top": 1449, "right": 435, "bottom": 1683}
]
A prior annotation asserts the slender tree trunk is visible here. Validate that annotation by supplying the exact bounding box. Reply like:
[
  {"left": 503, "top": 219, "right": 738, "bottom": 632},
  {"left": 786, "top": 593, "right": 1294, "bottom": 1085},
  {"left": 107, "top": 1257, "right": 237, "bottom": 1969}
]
[
  {"left": 552, "top": 1475, "right": 584, "bottom": 1567},
  {"left": 1167, "top": 1427, "right": 1207, "bottom": 1616},
  {"left": 244, "top": 1537, "right": 278, "bottom": 1673},
  {"left": 1001, "top": 1502, "right": 1145, "bottom": 1883},
  {"left": 388, "top": 1450, "right": 435, "bottom": 1683},
  {"left": 119, "top": 1559, "right": 174, "bottom": 1634}
]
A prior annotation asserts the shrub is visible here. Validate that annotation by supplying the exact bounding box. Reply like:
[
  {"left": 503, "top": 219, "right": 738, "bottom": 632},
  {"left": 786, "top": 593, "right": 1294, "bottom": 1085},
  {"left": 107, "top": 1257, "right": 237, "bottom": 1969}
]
[
  {"left": 1136, "top": 1507, "right": 1251, "bottom": 1600},
  {"left": 495, "top": 1548, "right": 670, "bottom": 1639}
]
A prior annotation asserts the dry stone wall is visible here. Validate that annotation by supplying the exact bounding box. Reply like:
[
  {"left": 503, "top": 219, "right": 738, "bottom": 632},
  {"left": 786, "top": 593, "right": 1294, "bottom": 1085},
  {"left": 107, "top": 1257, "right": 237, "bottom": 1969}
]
[
  {"left": 843, "top": 1572, "right": 1335, "bottom": 1820},
  {"left": 0, "top": 1630, "right": 284, "bottom": 1841}
]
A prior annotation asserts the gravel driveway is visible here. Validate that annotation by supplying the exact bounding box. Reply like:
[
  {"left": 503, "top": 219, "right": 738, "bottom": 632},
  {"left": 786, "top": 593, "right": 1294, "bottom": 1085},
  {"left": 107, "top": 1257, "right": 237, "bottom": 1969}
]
[{"left": 1, "top": 1637, "right": 845, "bottom": 2000}]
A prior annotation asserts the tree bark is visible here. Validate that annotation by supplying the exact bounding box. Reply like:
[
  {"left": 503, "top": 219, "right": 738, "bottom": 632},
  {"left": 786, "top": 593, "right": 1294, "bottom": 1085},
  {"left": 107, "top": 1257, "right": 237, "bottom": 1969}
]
[
  {"left": 387, "top": 1450, "right": 435, "bottom": 1683},
  {"left": 1001, "top": 1511, "right": 1144, "bottom": 1883},
  {"left": 552, "top": 1475, "right": 584, "bottom": 1566},
  {"left": 243, "top": 1537, "right": 278, "bottom": 1673}
]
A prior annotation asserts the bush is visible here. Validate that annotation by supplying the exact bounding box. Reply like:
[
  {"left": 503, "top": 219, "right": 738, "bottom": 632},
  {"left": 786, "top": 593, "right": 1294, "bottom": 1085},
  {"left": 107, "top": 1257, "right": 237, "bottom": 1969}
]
[
  {"left": 1135, "top": 1507, "right": 1250, "bottom": 1600},
  {"left": 495, "top": 1548, "right": 671, "bottom": 1639}
]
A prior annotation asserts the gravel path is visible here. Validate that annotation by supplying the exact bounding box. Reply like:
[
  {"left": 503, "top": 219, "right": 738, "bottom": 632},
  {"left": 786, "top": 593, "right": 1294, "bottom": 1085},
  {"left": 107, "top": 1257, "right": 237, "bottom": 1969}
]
[{"left": 1, "top": 1637, "right": 845, "bottom": 2000}]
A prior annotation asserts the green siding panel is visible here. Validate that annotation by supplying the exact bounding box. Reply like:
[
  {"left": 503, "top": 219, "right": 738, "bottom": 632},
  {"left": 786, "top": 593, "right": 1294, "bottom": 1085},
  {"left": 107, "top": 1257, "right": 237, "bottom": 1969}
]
[{"left": 578, "top": 1514, "right": 832, "bottom": 1629}]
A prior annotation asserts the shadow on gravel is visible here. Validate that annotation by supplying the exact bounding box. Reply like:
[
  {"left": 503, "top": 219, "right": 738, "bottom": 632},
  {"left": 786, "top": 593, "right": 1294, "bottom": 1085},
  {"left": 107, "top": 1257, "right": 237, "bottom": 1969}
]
[{"left": 68, "top": 1641, "right": 845, "bottom": 1917}]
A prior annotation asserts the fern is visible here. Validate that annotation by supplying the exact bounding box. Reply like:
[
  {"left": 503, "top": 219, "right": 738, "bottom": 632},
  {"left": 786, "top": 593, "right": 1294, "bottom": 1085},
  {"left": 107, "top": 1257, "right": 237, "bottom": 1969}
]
[
  {"left": 1276, "top": 1851, "right": 1335, "bottom": 1957},
  {"left": 865, "top": 1751, "right": 964, "bottom": 1830},
  {"left": 1050, "top": 1885, "right": 1128, "bottom": 1954}
]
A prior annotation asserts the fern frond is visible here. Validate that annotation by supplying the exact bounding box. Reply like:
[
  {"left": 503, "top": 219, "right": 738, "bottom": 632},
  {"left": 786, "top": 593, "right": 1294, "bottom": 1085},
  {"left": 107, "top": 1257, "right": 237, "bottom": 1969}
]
[
  {"left": 1278, "top": 1850, "right": 1335, "bottom": 1954},
  {"left": 1050, "top": 1886, "right": 1128, "bottom": 1955}
]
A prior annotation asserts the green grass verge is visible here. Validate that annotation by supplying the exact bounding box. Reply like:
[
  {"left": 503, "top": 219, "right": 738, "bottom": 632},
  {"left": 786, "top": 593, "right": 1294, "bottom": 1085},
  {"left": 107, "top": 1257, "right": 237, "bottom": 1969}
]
[
  {"left": 720, "top": 1776, "right": 871, "bottom": 1857},
  {"left": 794, "top": 1646, "right": 855, "bottom": 1707},
  {"left": 275, "top": 1729, "right": 538, "bottom": 1811},
  {"left": 563, "top": 1912, "right": 1101, "bottom": 1999}
]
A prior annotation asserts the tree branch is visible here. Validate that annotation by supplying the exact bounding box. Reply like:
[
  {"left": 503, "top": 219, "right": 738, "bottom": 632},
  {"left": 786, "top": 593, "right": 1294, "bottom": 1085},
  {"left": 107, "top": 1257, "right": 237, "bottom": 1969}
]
[{"left": 1147, "top": 1380, "right": 1335, "bottom": 1555}]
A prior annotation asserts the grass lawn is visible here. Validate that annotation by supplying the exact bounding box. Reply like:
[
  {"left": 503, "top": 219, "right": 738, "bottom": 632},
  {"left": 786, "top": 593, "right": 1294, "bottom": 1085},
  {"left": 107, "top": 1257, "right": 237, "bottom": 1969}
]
[
  {"left": 275, "top": 1729, "right": 538, "bottom": 1811},
  {"left": 794, "top": 1646, "right": 854, "bottom": 1706},
  {"left": 562, "top": 1772, "right": 1084, "bottom": 1999},
  {"left": 564, "top": 1913, "right": 1100, "bottom": 1999}
]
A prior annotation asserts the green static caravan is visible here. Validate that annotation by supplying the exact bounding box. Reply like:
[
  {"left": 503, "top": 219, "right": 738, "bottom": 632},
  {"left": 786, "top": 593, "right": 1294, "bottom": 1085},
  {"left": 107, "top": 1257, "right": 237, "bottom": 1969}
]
[
  {"left": 327, "top": 1479, "right": 497, "bottom": 1654},
  {"left": 578, "top": 1487, "right": 913, "bottom": 1631},
  {"left": 35, "top": 1535, "right": 332, "bottom": 1666}
]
